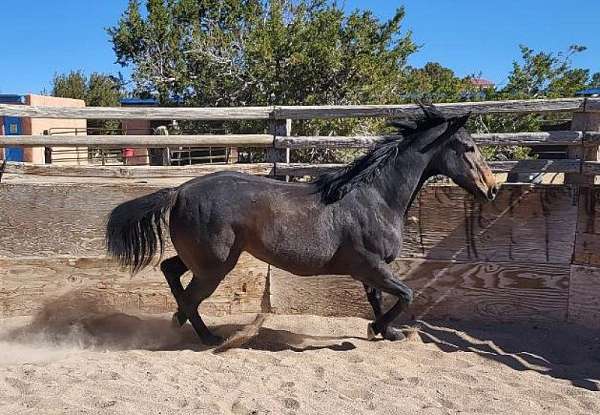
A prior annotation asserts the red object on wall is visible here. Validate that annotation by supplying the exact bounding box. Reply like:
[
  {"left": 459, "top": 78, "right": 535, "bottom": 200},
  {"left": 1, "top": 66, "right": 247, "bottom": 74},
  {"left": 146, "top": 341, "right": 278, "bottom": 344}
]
[{"left": 122, "top": 148, "right": 135, "bottom": 158}]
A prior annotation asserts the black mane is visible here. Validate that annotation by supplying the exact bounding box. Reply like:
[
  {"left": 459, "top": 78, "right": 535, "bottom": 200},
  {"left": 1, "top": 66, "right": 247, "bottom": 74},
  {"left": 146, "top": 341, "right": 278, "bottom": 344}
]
[{"left": 314, "top": 105, "right": 449, "bottom": 204}]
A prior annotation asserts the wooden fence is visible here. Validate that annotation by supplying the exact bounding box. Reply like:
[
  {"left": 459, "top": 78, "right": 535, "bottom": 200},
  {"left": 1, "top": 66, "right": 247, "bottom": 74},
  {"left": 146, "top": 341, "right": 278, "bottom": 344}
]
[{"left": 2, "top": 97, "right": 600, "bottom": 329}]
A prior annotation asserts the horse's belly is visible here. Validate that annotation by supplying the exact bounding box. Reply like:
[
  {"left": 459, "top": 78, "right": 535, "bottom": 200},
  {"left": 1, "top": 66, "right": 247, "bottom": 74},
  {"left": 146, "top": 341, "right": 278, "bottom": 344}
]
[{"left": 245, "top": 239, "right": 335, "bottom": 276}]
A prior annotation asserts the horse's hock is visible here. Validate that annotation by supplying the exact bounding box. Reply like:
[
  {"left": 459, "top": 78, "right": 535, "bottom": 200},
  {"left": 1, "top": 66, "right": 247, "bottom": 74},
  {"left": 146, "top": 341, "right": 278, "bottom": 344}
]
[{"left": 2, "top": 98, "right": 600, "bottom": 328}]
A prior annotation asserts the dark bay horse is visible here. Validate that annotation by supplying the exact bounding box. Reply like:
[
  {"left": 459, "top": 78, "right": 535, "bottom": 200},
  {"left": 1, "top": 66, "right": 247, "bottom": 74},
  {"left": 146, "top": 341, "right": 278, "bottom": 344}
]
[{"left": 106, "top": 106, "right": 498, "bottom": 345}]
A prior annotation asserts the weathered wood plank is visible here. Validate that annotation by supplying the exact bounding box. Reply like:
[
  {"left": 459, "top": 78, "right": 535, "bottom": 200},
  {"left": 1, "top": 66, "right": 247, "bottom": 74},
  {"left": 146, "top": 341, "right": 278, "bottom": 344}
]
[
  {"left": 275, "top": 131, "right": 584, "bottom": 149},
  {"left": 2, "top": 162, "right": 273, "bottom": 178},
  {"left": 572, "top": 186, "right": 600, "bottom": 266},
  {"left": 0, "top": 104, "right": 272, "bottom": 120},
  {"left": 0, "top": 134, "right": 273, "bottom": 148},
  {"left": 270, "top": 259, "right": 570, "bottom": 323},
  {"left": 0, "top": 183, "right": 167, "bottom": 257},
  {"left": 585, "top": 98, "right": 600, "bottom": 113},
  {"left": 274, "top": 98, "right": 587, "bottom": 120},
  {"left": 0, "top": 181, "right": 577, "bottom": 265},
  {"left": 401, "top": 185, "right": 577, "bottom": 264},
  {"left": 1, "top": 98, "right": 594, "bottom": 121},
  {"left": 568, "top": 265, "right": 600, "bottom": 328},
  {"left": 276, "top": 160, "right": 581, "bottom": 176},
  {"left": 0, "top": 254, "right": 268, "bottom": 318},
  {"left": 565, "top": 112, "right": 600, "bottom": 184},
  {"left": 0, "top": 131, "right": 586, "bottom": 150}
]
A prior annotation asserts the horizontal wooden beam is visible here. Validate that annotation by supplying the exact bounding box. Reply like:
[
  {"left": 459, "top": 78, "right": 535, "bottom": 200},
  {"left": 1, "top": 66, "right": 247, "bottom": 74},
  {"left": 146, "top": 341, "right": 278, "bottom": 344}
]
[
  {"left": 270, "top": 259, "right": 570, "bottom": 322},
  {"left": 0, "top": 104, "right": 272, "bottom": 120},
  {"left": 583, "top": 161, "right": 600, "bottom": 175},
  {"left": 274, "top": 98, "right": 591, "bottom": 120},
  {"left": 2, "top": 162, "right": 274, "bottom": 178},
  {"left": 276, "top": 160, "right": 581, "bottom": 176},
  {"left": 3, "top": 158, "right": 584, "bottom": 179},
  {"left": 1, "top": 98, "right": 596, "bottom": 120},
  {"left": 0, "top": 255, "right": 268, "bottom": 317},
  {"left": 0, "top": 134, "right": 273, "bottom": 148},
  {"left": 1, "top": 131, "right": 593, "bottom": 149},
  {"left": 275, "top": 131, "right": 586, "bottom": 149}
]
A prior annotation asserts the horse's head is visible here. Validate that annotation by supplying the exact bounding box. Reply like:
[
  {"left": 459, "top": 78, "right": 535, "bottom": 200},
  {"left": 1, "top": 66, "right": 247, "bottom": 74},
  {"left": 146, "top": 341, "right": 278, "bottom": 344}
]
[{"left": 410, "top": 108, "right": 498, "bottom": 202}]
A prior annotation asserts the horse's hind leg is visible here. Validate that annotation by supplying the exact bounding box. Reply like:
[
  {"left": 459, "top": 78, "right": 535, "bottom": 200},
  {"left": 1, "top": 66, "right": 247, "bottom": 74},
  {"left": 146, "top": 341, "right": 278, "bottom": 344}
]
[
  {"left": 179, "top": 263, "right": 238, "bottom": 345},
  {"left": 160, "top": 256, "right": 189, "bottom": 327}
]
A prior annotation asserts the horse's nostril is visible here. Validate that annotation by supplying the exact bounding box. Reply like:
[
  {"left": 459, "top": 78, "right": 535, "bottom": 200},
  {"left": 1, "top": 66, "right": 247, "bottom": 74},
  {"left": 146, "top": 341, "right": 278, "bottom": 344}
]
[{"left": 488, "top": 185, "right": 499, "bottom": 200}]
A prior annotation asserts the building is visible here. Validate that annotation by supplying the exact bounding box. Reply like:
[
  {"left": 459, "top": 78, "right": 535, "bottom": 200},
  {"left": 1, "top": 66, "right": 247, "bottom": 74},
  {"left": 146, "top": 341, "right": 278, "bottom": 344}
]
[
  {"left": 576, "top": 88, "right": 600, "bottom": 98},
  {"left": 0, "top": 94, "right": 87, "bottom": 164}
]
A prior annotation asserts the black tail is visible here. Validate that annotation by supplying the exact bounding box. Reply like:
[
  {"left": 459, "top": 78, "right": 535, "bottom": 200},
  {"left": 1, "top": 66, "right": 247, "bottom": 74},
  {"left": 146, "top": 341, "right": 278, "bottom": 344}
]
[{"left": 106, "top": 188, "right": 177, "bottom": 273}]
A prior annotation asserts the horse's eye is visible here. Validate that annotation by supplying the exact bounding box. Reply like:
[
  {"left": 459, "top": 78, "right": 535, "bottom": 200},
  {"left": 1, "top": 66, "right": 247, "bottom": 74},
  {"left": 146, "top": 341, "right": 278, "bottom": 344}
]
[{"left": 464, "top": 145, "right": 475, "bottom": 152}]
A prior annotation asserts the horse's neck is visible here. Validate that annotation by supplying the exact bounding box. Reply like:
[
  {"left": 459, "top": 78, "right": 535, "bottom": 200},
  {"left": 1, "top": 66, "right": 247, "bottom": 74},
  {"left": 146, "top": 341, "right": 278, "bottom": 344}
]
[{"left": 374, "top": 150, "right": 433, "bottom": 217}]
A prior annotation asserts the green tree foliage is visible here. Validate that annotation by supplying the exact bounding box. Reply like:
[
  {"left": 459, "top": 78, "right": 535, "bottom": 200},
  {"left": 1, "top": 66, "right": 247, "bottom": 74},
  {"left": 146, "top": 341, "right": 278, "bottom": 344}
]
[
  {"left": 109, "top": 0, "right": 416, "bottom": 107},
  {"left": 109, "top": 0, "right": 420, "bottom": 162},
  {"left": 473, "top": 45, "right": 600, "bottom": 161},
  {"left": 401, "top": 62, "right": 476, "bottom": 102},
  {"left": 52, "top": 70, "right": 124, "bottom": 134}
]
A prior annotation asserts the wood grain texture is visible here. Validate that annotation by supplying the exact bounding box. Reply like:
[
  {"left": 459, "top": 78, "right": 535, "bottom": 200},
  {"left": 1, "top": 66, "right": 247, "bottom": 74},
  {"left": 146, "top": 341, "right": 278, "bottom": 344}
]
[
  {"left": 568, "top": 265, "right": 600, "bottom": 328},
  {"left": 270, "top": 259, "right": 569, "bottom": 323},
  {"left": 0, "top": 254, "right": 268, "bottom": 318},
  {"left": 0, "top": 104, "right": 272, "bottom": 120},
  {"left": 2, "top": 162, "right": 273, "bottom": 178},
  {"left": 273, "top": 98, "right": 589, "bottom": 119},
  {"left": 573, "top": 186, "right": 600, "bottom": 266},
  {"left": 0, "top": 182, "right": 167, "bottom": 257},
  {"left": 1, "top": 98, "right": 594, "bottom": 121},
  {"left": 401, "top": 185, "right": 578, "bottom": 264},
  {"left": 0, "top": 134, "right": 273, "bottom": 148},
  {"left": 275, "top": 131, "right": 584, "bottom": 149},
  {"left": 275, "top": 160, "right": 580, "bottom": 176}
]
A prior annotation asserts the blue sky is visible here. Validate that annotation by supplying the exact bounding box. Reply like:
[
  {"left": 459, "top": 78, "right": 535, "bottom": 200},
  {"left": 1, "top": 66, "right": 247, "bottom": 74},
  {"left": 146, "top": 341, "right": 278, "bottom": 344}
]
[{"left": 1, "top": 0, "right": 598, "bottom": 95}]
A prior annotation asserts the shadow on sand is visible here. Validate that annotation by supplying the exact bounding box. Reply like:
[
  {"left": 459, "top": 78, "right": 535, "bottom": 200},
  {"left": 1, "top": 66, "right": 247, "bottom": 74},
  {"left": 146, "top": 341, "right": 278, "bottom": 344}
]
[{"left": 409, "top": 319, "right": 600, "bottom": 391}]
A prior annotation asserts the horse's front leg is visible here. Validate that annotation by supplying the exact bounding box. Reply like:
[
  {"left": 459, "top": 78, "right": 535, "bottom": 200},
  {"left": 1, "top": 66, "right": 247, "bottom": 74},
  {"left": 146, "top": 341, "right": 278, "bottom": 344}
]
[
  {"left": 363, "top": 284, "right": 383, "bottom": 317},
  {"left": 356, "top": 261, "right": 413, "bottom": 341}
]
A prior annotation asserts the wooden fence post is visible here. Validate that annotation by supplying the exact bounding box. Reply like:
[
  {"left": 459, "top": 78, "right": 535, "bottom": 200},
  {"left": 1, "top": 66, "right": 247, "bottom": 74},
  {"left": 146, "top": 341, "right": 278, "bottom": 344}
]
[
  {"left": 568, "top": 101, "right": 600, "bottom": 326},
  {"left": 267, "top": 118, "right": 291, "bottom": 178},
  {"left": 566, "top": 103, "right": 600, "bottom": 184}
]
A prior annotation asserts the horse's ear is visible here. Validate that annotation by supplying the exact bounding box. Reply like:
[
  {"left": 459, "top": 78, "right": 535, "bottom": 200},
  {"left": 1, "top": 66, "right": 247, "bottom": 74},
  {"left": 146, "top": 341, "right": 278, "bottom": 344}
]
[{"left": 417, "top": 112, "right": 471, "bottom": 153}]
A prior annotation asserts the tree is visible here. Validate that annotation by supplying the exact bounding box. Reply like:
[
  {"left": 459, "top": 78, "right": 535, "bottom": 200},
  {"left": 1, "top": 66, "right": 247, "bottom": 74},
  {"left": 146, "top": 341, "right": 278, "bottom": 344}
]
[
  {"left": 400, "top": 62, "right": 476, "bottom": 102},
  {"left": 51, "top": 70, "right": 124, "bottom": 133},
  {"left": 109, "top": 0, "right": 418, "bottom": 162},
  {"left": 109, "top": 1, "right": 416, "bottom": 107}
]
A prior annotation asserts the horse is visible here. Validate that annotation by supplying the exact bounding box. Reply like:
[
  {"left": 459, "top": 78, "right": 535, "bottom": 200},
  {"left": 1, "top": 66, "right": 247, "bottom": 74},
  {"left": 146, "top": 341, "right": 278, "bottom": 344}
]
[{"left": 106, "top": 106, "right": 498, "bottom": 345}]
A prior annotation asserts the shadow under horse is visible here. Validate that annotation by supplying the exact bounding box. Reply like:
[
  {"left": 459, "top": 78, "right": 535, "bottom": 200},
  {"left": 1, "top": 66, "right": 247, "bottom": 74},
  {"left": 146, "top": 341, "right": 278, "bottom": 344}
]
[{"left": 106, "top": 106, "right": 498, "bottom": 345}]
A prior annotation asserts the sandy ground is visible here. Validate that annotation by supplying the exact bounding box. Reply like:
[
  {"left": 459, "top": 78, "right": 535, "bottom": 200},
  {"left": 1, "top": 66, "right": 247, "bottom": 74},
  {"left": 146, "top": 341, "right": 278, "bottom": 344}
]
[{"left": 1, "top": 294, "right": 600, "bottom": 415}]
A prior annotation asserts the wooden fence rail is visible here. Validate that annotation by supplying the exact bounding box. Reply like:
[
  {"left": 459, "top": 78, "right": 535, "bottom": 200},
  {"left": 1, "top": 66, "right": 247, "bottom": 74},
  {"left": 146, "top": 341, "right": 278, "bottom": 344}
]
[
  {"left": 2, "top": 131, "right": 600, "bottom": 149},
  {"left": 1, "top": 97, "right": 599, "bottom": 120}
]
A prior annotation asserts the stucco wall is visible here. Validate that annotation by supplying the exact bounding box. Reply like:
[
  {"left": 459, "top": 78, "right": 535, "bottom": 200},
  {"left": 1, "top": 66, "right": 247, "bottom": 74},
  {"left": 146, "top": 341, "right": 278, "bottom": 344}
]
[{"left": 22, "top": 95, "right": 88, "bottom": 164}]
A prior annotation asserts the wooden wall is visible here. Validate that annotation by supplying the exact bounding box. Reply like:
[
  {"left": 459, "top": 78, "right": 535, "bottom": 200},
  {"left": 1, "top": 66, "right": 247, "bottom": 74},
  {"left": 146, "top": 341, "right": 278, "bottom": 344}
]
[
  {"left": 0, "top": 179, "right": 268, "bottom": 318},
  {"left": 2, "top": 178, "right": 600, "bottom": 329}
]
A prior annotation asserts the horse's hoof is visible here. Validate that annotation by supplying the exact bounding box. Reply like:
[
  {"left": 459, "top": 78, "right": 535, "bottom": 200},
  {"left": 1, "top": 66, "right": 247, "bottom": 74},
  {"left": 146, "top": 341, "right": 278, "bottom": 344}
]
[
  {"left": 367, "top": 323, "right": 377, "bottom": 341},
  {"left": 171, "top": 311, "right": 187, "bottom": 328},
  {"left": 383, "top": 326, "right": 406, "bottom": 342}
]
